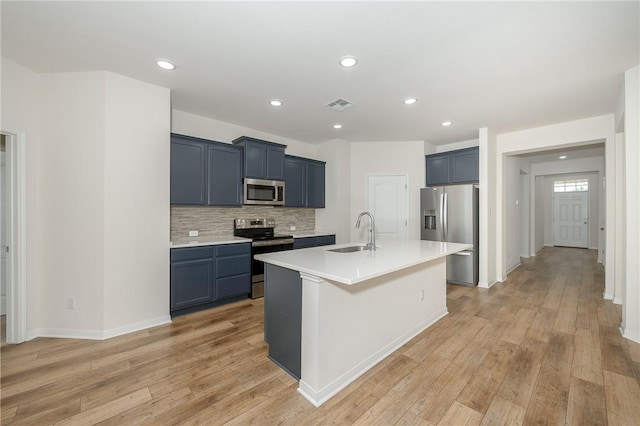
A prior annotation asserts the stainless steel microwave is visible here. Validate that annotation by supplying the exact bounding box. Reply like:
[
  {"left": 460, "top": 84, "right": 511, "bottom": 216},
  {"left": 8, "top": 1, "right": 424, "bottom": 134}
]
[{"left": 244, "top": 178, "right": 285, "bottom": 206}]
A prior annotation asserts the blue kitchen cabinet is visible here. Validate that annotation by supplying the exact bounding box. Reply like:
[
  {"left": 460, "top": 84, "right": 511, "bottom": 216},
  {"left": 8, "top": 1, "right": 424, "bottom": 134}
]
[
  {"left": 450, "top": 147, "right": 479, "bottom": 184},
  {"left": 316, "top": 235, "right": 336, "bottom": 246},
  {"left": 170, "top": 247, "right": 215, "bottom": 310},
  {"left": 425, "top": 146, "right": 479, "bottom": 186},
  {"left": 208, "top": 143, "right": 243, "bottom": 206},
  {"left": 284, "top": 156, "right": 306, "bottom": 207},
  {"left": 284, "top": 155, "right": 326, "bottom": 208},
  {"left": 293, "top": 235, "right": 335, "bottom": 249},
  {"left": 171, "top": 133, "right": 243, "bottom": 206},
  {"left": 215, "top": 243, "right": 251, "bottom": 299},
  {"left": 264, "top": 263, "right": 302, "bottom": 379},
  {"left": 425, "top": 153, "right": 451, "bottom": 186},
  {"left": 306, "top": 159, "right": 326, "bottom": 208},
  {"left": 170, "top": 136, "right": 207, "bottom": 205},
  {"left": 232, "top": 136, "right": 286, "bottom": 181},
  {"left": 170, "top": 242, "right": 251, "bottom": 316}
]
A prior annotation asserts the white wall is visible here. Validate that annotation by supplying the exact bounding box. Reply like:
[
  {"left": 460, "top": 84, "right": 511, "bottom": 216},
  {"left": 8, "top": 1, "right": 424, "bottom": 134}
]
[
  {"left": 479, "top": 128, "right": 497, "bottom": 287},
  {"left": 614, "top": 132, "right": 625, "bottom": 304},
  {"left": 495, "top": 114, "right": 615, "bottom": 295},
  {"left": 38, "top": 72, "right": 107, "bottom": 333},
  {"left": 1, "top": 59, "right": 171, "bottom": 339},
  {"left": 504, "top": 156, "right": 530, "bottom": 272},
  {"left": 172, "top": 109, "right": 318, "bottom": 159},
  {"left": 436, "top": 138, "right": 479, "bottom": 153},
  {"left": 103, "top": 73, "right": 171, "bottom": 332},
  {"left": 315, "top": 139, "right": 351, "bottom": 244},
  {"left": 622, "top": 65, "right": 639, "bottom": 343},
  {"left": 1, "top": 58, "right": 42, "bottom": 333},
  {"left": 534, "top": 176, "right": 545, "bottom": 253},
  {"left": 349, "top": 141, "right": 424, "bottom": 243}
]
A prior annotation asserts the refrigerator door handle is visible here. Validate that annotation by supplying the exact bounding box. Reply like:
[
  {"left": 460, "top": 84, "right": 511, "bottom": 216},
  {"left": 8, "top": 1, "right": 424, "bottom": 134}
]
[
  {"left": 452, "top": 251, "right": 472, "bottom": 256},
  {"left": 443, "top": 192, "right": 448, "bottom": 241}
]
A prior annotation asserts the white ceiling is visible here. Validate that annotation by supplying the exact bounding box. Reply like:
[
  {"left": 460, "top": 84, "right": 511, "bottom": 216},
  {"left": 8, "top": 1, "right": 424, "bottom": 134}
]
[
  {"left": 2, "top": 1, "right": 638, "bottom": 145},
  {"left": 516, "top": 143, "right": 605, "bottom": 164}
]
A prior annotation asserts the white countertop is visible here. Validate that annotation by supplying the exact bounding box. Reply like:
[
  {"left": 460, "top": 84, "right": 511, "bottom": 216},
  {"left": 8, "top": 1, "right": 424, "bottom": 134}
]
[
  {"left": 255, "top": 239, "right": 472, "bottom": 285},
  {"left": 170, "top": 235, "right": 251, "bottom": 248}
]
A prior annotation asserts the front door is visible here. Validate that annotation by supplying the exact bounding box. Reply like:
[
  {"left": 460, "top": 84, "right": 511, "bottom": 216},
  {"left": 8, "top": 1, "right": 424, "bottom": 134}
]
[{"left": 553, "top": 191, "right": 589, "bottom": 248}]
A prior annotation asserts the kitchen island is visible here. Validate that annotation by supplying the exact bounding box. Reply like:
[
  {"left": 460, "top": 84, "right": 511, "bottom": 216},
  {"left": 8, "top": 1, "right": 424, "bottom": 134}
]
[{"left": 255, "top": 239, "right": 471, "bottom": 407}]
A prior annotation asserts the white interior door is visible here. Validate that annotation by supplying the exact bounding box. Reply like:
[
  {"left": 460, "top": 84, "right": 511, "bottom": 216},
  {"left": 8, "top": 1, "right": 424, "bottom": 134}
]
[
  {"left": 367, "top": 175, "right": 408, "bottom": 241},
  {"left": 553, "top": 191, "right": 589, "bottom": 248},
  {"left": 1, "top": 150, "right": 5, "bottom": 315}
]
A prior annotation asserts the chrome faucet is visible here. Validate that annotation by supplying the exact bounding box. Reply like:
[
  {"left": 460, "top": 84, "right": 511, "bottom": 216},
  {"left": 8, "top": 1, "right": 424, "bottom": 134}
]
[{"left": 356, "top": 211, "right": 376, "bottom": 250}]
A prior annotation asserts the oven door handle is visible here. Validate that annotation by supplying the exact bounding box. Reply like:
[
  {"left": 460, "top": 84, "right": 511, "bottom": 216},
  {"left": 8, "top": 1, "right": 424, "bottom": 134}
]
[{"left": 252, "top": 238, "right": 295, "bottom": 247}]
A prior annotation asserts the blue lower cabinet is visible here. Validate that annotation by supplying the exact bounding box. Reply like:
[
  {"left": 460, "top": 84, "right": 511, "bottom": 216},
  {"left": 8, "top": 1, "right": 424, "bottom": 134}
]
[
  {"left": 216, "top": 274, "right": 251, "bottom": 299},
  {"left": 170, "top": 247, "right": 215, "bottom": 310},
  {"left": 293, "top": 237, "right": 317, "bottom": 249},
  {"left": 293, "top": 235, "right": 336, "bottom": 249},
  {"left": 170, "top": 243, "right": 251, "bottom": 316}
]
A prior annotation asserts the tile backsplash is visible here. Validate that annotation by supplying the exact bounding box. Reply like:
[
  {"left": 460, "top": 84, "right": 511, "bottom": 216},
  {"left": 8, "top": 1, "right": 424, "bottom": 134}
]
[{"left": 171, "top": 206, "right": 315, "bottom": 239}]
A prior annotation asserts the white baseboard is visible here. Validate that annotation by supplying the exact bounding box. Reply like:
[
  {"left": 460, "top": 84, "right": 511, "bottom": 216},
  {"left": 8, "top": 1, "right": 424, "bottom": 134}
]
[
  {"left": 506, "top": 263, "right": 521, "bottom": 275},
  {"left": 478, "top": 280, "right": 498, "bottom": 289},
  {"left": 298, "top": 308, "right": 448, "bottom": 407},
  {"left": 603, "top": 292, "right": 614, "bottom": 301},
  {"left": 27, "top": 315, "right": 172, "bottom": 341},
  {"left": 613, "top": 297, "right": 622, "bottom": 305},
  {"left": 621, "top": 326, "right": 640, "bottom": 344}
]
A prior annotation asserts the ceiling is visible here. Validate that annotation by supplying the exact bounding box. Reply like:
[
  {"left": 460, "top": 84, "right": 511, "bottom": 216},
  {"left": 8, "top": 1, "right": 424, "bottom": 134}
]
[
  {"left": 2, "top": 1, "right": 638, "bottom": 146},
  {"left": 516, "top": 143, "right": 605, "bottom": 164}
]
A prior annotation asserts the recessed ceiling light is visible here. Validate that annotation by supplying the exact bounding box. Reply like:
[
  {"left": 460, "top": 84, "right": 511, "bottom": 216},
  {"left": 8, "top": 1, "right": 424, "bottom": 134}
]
[
  {"left": 339, "top": 56, "right": 358, "bottom": 68},
  {"left": 269, "top": 99, "right": 283, "bottom": 107},
  {"left": 333, "top": 124, "right": 343, "bottom": 129},
  {"left": 404, "top": 98, "right": 418, "bottom": 105},
  {"left": 156, "top": 59, "right": 175, "bottom": 70},
  {"left": 559, "top": 155, "right": 568, "bottom": 159},
  {"left": 441, "top": 121, "right": 453, "bottom": 126}
]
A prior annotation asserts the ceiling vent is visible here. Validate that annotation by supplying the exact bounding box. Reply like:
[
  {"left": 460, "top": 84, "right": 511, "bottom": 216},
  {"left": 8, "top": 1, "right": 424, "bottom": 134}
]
[{"left": 326, "top": 98, "right": 355, "bottom": 112}]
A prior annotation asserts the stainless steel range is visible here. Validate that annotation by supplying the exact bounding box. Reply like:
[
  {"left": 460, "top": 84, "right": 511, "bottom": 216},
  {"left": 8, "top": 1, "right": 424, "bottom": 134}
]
[{"left": 233, "top": 218, "right": 294, "bottom": 298}]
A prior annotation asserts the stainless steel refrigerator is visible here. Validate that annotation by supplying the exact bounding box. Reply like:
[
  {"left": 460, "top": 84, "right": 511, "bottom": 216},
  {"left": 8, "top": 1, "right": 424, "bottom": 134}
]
[{"left": 420, "top": 184, "right": 479, "bottom": 286}]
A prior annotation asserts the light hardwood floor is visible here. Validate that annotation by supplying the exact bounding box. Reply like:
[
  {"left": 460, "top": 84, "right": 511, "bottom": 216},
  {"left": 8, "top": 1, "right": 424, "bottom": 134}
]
[{"left": 2, "top": 247, "right": 639, "bottom": 425}]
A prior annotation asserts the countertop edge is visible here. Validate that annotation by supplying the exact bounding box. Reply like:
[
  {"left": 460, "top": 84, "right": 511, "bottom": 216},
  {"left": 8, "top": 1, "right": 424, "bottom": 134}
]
[
  {"left": 170, "top": 236, "right": 251, "bottom": 248},
  {"left": 256, "top": 241, "right": 472, "bottom": 285}
]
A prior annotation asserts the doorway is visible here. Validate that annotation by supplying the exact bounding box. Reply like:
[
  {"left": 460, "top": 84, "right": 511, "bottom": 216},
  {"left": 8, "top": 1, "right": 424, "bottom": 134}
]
[
  {"left": 366, "top": 175, "right": 408, "bottom": 241},
  {"left": 1, "top": 130, "right": 27, "bottom": 344},
  {"left": 553, "top": 178, "right": 590, "bottom": 248},
  {"left": 1, "top": 136, "right": 5, "bottom": 345}
]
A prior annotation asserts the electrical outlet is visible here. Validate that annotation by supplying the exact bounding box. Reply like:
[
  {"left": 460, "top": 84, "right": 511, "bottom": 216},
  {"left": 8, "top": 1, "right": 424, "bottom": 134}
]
[
  {"left": 66, "top": 297, "right": 76, "bottom": 310},
  {"left": 189, "top": 230, "right": 199, "bottom": 237},
  {"left": 290, "top": 226, "right": 296, "bottom": 231}
]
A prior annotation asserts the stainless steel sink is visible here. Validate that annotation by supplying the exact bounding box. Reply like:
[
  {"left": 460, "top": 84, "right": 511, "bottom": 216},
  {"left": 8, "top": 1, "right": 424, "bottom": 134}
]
[{"left": 327, "top": 245, "right": 371, "bottom": 253}]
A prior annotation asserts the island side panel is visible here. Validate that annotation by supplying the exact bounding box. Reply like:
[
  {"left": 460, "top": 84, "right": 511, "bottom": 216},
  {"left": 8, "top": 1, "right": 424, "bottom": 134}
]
[
  {"left": 298, "top": 257, "right": 447, "bottom": 406},
  {"left": 264, "top": 263, "right": 302, "bottom": 379}
]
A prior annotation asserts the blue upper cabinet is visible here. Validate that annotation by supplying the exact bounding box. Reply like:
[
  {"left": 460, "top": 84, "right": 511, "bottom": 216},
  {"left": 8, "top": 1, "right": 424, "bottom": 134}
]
[
  {"left": 232, "top": 136, "right": 286, "bottom": 181},
  {"left": 450, "top": 147, "right": 479, "bottom": 184},
  {"left": 208, "top": 143, "right": 243, "bottom": 206},
  {"left": 425, "top": 153, "right": 450, "bottom": 186},
  {"left": 284, "top": 156, "right": 306, "bottom": 207},
  {"left": 306, "top": 159, "right": 325, "bottom": 208},
  {"left": 171, "top": 133, "right": 243, "bottom": 206},
  {"left": 425, "top": 146, "right": 478, "bottom": 186},
  {"left": 284, "top": 155, "right": 326, "bottom": 208},
  {"left": 171, "top": 136, "right": 207, "bottom": 205}
]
